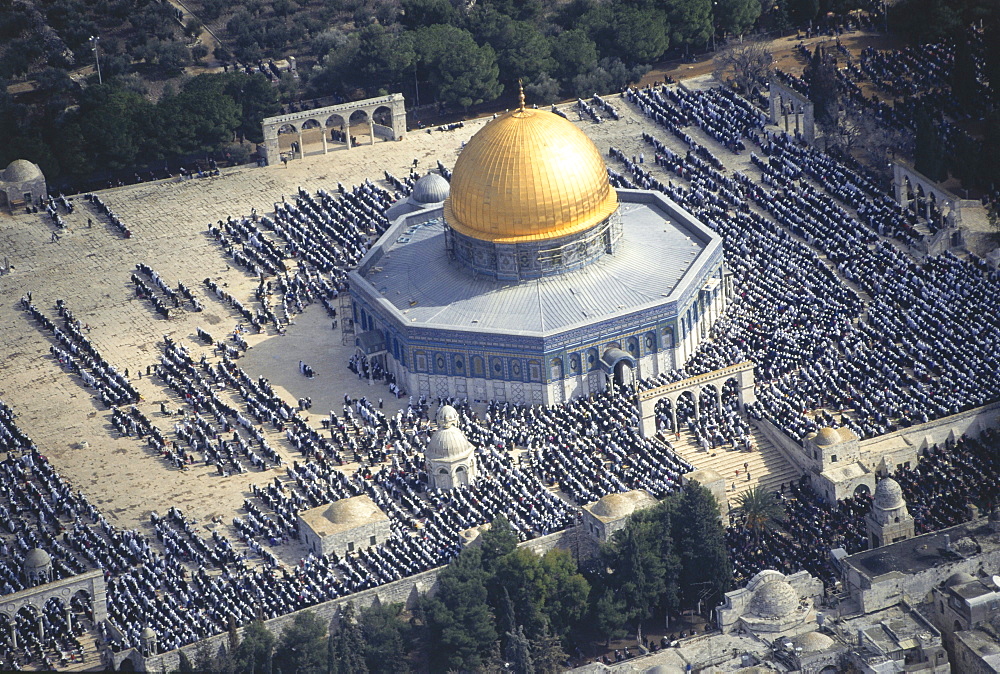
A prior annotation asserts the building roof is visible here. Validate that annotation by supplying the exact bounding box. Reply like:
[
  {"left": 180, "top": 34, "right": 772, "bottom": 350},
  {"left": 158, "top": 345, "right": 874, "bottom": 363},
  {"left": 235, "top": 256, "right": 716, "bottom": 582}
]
[
  {"left": 3, "top": 159, "right": 41, "bottom": 183},
  {"left": 298, "top": 495, "right": 388, "bottom": 538},
  {"left": 843, "top": 518, "right": 999, "bottom": 580},
  {"left": 24, "top": 548, "right": 50, "bottom": 569},
  {"left": 814, "top": 427, "right": 841, "bottom": 446},
  {"left": 748, "top": 578, "right": 800, "bottom": 619},
  {"left": 411, "top": 172, "right": 450, "bottom": 204},
  {"left": 873, "top": 477, "right": 905, "bottom": 510},
  {"left": 443, "top": 107, "right": 617, "bottom": 244},
  {"left": 426, "top": 405, "right": 474, "bottom": 462},
  {"left": 356, "top": 191, "right": 718, "bottom": 337},
  {"left": 587, "top": 490, "right": 658, "bottom": 521}
]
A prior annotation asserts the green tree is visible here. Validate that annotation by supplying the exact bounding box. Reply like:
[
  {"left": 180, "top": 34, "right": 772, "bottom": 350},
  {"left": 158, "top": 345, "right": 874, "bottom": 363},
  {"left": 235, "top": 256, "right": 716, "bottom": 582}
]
[
  {"left": 233, "top": 619, "right": 274, "bottom": 674},
  {"left": 422, "top": 546, "right": 498, "bottom": 672},
  {"left": 78, "top": 82, "right": 152, "bottom": 170},
  {"left": 504, "top": 625, "right": 534, "bottom": 674},
  {"left": 674, "top": 482, "right": 732, "bottom": 608},
  {"left": 524, "top": 73, "right": 561, "bottom": 104},
  {"left": 479, "top": 514, "right": 519, "bottom": 573},
  {"left": 549, "top": 29, "right": 598, "bottom": 85},
  {"left": 601, "top": 511, "right": 668, "bottom": 636},
  {"left": 154, "top": 74, "right": 241, "bottom": 156},
  {"left": 222, "top": 72, "right": 280, "bottom": 143},
  {"left": 359, "top": 602, "right": 409, "bottom": 674},
  {"left": 400, "top": 0, "right": 456, "bottom": 28},
  {"left": 591, "top": 587, "right": 627, "bottom": 646},
  {"left": 492, "top": 20, "right": 555, "bottom": 84},
  {"left": 609, "top": 5, "right": 670, "bottom": 65},
  {"left": 352, "top": 24, "right": 415, "bottom": 95},
  {"left": 414, "top": 25, "right": 503, "bottom": 111},
  {"left": 530, "top": 623, "right": 568, "bottom": 674},
  {"left": 667, "top": 0, "right": 713, "bottom": 47},
  {"left": 273, "top": 611, "right": 328, "bottom": 674},
  {"left": 914, "top": 105, "right": 946, "bottom": 182},
  {"left": 734, "top": 485, "right": 784, "bottom": 543},
  {"left": 715, "top": 0, "right": 762, "bottom": 36},
  {"left": 804, "top": 45, "right": 838, "bottom": 130},
  {"left": 951, "top": 38, "right": 978, "bottom": 109},
  {"left": 537, "top": 549, "right": 589, "bottom": 641},
  {"left": 788, "top": 0, "right": 818, "bottom": 25},
  {"left": 330, "top": 602, "right": 368, "bottom": 674}
]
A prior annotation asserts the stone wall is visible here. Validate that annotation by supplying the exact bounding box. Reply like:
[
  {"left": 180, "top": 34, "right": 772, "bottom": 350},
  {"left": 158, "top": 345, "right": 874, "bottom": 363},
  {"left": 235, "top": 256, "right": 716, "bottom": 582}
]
[{"left": 140, "top": 526, "right": 589, "bottom": 671}]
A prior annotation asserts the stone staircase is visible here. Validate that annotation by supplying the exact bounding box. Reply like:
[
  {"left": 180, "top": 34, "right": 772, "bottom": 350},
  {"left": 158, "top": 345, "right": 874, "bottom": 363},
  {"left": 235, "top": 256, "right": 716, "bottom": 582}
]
[{"left": 664, "top": 425, "right": 802, "bottom": 508}]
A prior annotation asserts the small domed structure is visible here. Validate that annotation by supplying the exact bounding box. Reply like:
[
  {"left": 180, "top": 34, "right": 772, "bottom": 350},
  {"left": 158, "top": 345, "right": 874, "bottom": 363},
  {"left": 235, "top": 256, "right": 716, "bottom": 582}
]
[
  {"left": 814, "top": 427, "right": 841, "bottom": 446},
  {"left": 140, "top": 626, "right": 158, "bottom": 655},
  {"left": 748, "top": 578, "right": 800, "bottom": 619},
  {"left": 385, "top": 172, "right": 451, "bottom": 221},
  {"left": 411, "top": 172, "right": 450, "bottom": 204},
  {"left": 325, "top": 497, "right": 381, "bottom": 523},
  {"left": 0, "top": 159, "right": 46, "bottom": 213},
  {"left": 426, "top": 405, "right": 476, "bottom": 490},
  {"left": 591, "top": 493, "right": 637, "bottom": 519},
  {"left": 23, "top": 548, "right": 52, "bottom": 586},
  {"left": 3, "top": 159, "right": 41, "bottom": 183},
  {"left": 873, "top": 477, "right": 905, "bottom": 510},
  {"left": 789, "top": 631, "right": 835, "bottom": 653},
  {"left": 946, "top": 572, "right": 977, "bottom": 587}
]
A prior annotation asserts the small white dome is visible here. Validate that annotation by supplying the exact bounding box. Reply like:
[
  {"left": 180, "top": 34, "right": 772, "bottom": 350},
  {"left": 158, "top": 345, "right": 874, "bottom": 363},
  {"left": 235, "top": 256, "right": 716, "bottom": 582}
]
[
  {"left": 814, "top": 427, "right": 841, "bottom": 446},
  {"left": 749, "top": 578, "right": 799, "bottom": 619},
  {"left": 790, "top": 631, "right": 834, "bottom": 653},
  {"left": 324, "top": 497, "right": 380, "bottom": 523},
  {"left": 24, "top": 548, "right": 51, "bottom": 569},
  {"left": 3, "top": 159, "right": 41, "bottom": 183},
  {"left": 411, "top": 172, "right": 450, "bottom": 204},
  {"left": 591, "top": 493, "right": 636, "bottom": 519},
  {"left": 873, "top": 477, "right": 905, "bottom": 510}
]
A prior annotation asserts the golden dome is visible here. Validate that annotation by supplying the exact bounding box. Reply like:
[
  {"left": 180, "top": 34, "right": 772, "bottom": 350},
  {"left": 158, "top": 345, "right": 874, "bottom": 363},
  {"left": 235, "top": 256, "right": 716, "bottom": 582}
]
[{"left": 444, "top": 107, "right": 617, "bottom": 243}]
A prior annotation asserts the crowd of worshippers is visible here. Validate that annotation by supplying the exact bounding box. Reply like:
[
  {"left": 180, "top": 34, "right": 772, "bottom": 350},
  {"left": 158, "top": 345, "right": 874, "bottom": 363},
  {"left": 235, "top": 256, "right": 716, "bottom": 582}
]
[
  {"left": 576, "top": 94, "right": 619, "bottom": 123},
  {"left": 611, "top": 82, "right": 1000, "bottom": 442},
  {"left": 83, "top": 193, "right": 132, "bottom": 238},
  {"left": 727, "top": 430, "right": 1000, "bottom": 588},
  {"left": 22, "top": 297, "right": 139, "bottom": 408},
  {"left": 130, "top": 263, "right": 202, "bottom": 317}
]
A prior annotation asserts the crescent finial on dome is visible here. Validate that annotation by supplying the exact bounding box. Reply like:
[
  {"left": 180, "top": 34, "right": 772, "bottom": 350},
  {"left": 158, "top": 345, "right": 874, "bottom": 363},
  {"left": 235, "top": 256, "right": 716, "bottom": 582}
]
[{"left": 518, "top": 78, "right": 525, "bottom": 111}]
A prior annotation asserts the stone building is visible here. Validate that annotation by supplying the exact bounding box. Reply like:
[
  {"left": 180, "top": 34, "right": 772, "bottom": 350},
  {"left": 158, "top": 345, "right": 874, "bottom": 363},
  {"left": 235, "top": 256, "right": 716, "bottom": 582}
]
[
  {"left": 866, "top": 477, "right": 915, "bottom": 550},
  {"left": 716, "top": 569, "right": 824, "bottom": 636},
  {"left": 580, "top": 490, "right": 658, "bottom": 544},
  {"left": 0, "top": 159, "right": 46, "bottom": 213},
  {"left": 425, "top": 405, "right": 477, "bottom": 490},
  {"left": 348, "top": 90, "right": 729, "bottom": 405},
  {"left": 298, "top": 495, "right": 391, "bottom": 557}
]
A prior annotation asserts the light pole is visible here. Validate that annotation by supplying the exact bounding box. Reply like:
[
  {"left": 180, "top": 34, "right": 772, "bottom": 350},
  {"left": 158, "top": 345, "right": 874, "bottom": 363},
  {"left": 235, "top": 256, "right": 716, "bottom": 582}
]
[{"left": 89, "top": 36, "right": 102, "bottom": 84}]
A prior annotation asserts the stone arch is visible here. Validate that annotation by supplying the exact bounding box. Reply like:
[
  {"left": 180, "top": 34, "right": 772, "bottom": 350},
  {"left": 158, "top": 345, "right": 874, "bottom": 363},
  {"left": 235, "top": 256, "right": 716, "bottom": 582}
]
[
  {"left": 699, "top": 382, "right": 721, "bottom": 415},
  {"left": 372, "top": 105, "right": 395, "bottom": 141},
  {"left": 626, "top": 336, "right": 640, "bottom": 358},
  {"left": 636, "top": 361, "right": 756, "bottom": 437},
  {"left": 661, "top": 325, "right": 675, "bottom": 348},
  {"left": 655, "top": 395, "right": 676, "bottom": 433},
  {"left": 585, "top": 348, "right": 599, "bottom": 372},
  {"left": 349, "top": 109, "right": 372, "bottom": 146},
  {"left": 455, "top": 465, "right": 469, "bottom": 486},
  {"left": 643, "top": 330, "right": 657, "bottom": 354},
  {"left": 676, "top": 389, "right": 698, "bottom": 427},
  {"left": 326, "top": 113, "right": 349, "bottom": 147},
  {"left": 568, "top": 352, "right": 581, "bottom": 375},
  {"left": 550, "top": 357, "right": 563, "bottom": 381}
]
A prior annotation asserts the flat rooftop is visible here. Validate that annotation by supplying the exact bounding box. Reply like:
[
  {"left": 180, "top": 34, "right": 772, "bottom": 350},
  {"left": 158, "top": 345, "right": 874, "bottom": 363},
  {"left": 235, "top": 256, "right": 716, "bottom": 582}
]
[
  {"left": 357, "top": 191, "right": 718, "bottom": 336},
  {"left": 844, "top": 519, "right": 1000, "bottom": 580}
]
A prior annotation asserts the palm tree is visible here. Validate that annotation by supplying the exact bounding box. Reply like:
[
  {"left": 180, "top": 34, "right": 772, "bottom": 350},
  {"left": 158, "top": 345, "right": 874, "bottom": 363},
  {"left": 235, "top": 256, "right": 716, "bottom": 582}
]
[{"left": 735, "top": 485, "right": 784, "bottom": 542}]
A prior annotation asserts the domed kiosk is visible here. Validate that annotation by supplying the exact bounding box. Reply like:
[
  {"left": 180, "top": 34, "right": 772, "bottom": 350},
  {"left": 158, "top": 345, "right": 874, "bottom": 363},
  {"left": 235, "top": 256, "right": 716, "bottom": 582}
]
[
  {"left": 717, "top": 569, "right": 824, "bottom": 635},
  {"left": 297, "top": 494, "right": 391, "bottom": 557},
  {"left": 426, "top": 405, "right": 477, "bottom": 490},
  {"left": 0, "top": 159, "right": 46, "bottom": 213},
  {"left": 349, "top": 89, "right": 729, "bottom": 405}
]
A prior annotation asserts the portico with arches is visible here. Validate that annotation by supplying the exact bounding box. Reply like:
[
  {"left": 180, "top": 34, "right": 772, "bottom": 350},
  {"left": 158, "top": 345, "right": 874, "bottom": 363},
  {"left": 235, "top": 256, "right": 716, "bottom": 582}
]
[{"left": 261, "top": 93, "right": 407, "bottom": 165}]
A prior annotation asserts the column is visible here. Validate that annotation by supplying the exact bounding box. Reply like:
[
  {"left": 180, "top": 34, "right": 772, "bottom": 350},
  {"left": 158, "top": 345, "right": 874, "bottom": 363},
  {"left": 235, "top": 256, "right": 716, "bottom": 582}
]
[
  {"left": 37, "top": 615, "right": 43, "bottom": 640},
  {"left": 715, "top": 388, "right": 722, "bottom": 413},
  {"left": 369, "top": 118, "right": 375, "bottom": 145},
  {"left": 297, "top": 130, "right": 304, "bottom": 158},
  {"left": 9, "top": 623, "right": 16, "bottom": 648},
  {"left": 321, "top": 131, "right": 328, "bottom": 155},
  {"left": 670, "top": 403, "right": 677, "bottom": 434},
  {"left": 346, "top": 127, "right": 352, "bottom": 150},
  {"left": 65, "top": 607, "right": 72, "bottom": 633}
]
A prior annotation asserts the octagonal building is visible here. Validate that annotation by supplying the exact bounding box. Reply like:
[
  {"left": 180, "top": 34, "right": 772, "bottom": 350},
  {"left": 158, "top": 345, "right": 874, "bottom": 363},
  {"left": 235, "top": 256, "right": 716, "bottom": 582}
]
[{"left": 348, "top": 97, "right": 730, "bottom": 405}]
